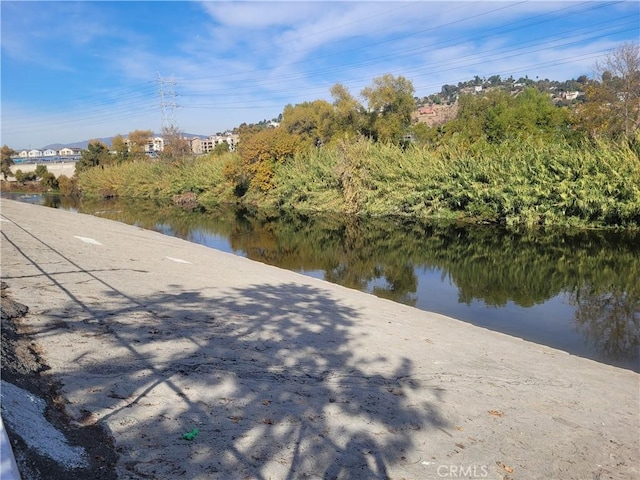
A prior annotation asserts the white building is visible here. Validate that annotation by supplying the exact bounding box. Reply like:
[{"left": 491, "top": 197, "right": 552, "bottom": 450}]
[
  {"left": 43, "top": 149, "right": 58, "bottom": 157},
  {"left": 150, "top": 137, "right": 164, "bottom": 153},
  {"left": 58, "top": 147, "right": 82, "bottom": 157},
  {"left": 28, "top": 149, "right": 43, "bottom": 158}
]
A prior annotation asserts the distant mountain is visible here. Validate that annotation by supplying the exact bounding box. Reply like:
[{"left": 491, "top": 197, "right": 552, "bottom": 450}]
[{"left": 41, "top": 133, "right": 208, "bottom": 151}]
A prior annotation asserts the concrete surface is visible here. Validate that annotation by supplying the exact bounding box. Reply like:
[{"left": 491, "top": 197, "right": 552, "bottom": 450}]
[
  {"left": 0, "top": 417, "right": 21, "bottom": 480},
  {"left": 1, "top": 380, "right": 88, "bottom": 469},
  {"left": 8, "top": 162, "right": 76, "bottom": 180},
  {"left": 0, "top": 198, "right": 638, "bottom": 480}
]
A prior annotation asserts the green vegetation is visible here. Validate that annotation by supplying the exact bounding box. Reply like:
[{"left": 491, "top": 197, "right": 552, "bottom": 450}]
[
  {"left": 68, "top": 46, "right": 640, "bottom": 229},
  {"left": 1, "top": 145, "right": 17, "bottom": 180},
  {"left": 76, "top": 136, "right": 639, "bottom": 228},
  {"left": 9, "top": 164, "right": 58, "bottom": 189}
]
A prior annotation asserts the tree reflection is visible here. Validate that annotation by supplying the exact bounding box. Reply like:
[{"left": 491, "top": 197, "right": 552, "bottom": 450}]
[
  {"left": 19, "top": 193, "right": 640, "bottom": 367},
  {"left": 572, "top": 286, "right": 640, "bottom": 363}
]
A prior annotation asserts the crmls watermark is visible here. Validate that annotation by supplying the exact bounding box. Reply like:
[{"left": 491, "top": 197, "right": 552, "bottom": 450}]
[{"left": 436, "top": 464, "right": 489, "bottom": 478}]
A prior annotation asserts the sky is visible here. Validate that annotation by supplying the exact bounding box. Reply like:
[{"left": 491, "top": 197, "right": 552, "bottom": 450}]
[{"left": 1, "top": 1, "right": 638, "bottom": 149}]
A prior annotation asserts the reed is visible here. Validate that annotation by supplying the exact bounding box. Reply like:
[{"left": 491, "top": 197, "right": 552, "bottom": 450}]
[
  {"left": 76, "top": 137, "right": 640, "bottom": 228},
  {"left": 269, "top": 136, "right": 639, "bottom": 227}
]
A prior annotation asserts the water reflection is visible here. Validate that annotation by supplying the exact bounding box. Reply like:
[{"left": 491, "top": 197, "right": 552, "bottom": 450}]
[{"left": 4, "top": 193, "right": 639, "bottom": 372}]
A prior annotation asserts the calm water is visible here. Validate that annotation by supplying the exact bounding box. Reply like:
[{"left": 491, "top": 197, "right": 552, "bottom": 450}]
[{"left": 4, "top": 193, "right": 639, "bottom": 372}]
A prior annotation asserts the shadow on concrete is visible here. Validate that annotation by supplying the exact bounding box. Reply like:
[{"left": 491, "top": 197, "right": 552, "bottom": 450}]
[{"left": 2, "top": 226, "right": 449, "bottom": 479}]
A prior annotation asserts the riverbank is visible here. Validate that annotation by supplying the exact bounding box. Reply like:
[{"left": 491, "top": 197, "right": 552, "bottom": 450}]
[
  {"left": 75, "top": 137, "right": 640, "bottom": 229},
  {"left": 1, "top": 198, "right": 638, "bottom": 479}
]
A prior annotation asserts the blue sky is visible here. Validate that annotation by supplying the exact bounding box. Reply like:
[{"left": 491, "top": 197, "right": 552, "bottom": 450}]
[{"left": 1, "top": 1, "right": 638, "bottom": 149}]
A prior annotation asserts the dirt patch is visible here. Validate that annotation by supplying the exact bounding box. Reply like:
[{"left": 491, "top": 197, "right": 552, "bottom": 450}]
[{"left": 1, "top": 282, "right": 118, "bottom": 480}]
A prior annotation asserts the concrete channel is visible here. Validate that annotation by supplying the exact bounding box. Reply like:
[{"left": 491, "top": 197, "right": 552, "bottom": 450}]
[{"left": 0, "top": 199, "right": 638, "bottom": 479}]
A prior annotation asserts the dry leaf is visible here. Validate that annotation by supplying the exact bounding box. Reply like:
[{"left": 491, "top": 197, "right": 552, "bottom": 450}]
[
  {"left": 488, "top": 410, "right": 504, "bottom": 417},
  {"left": 497, "top": 461, "right": 514, "bottom": 473}
]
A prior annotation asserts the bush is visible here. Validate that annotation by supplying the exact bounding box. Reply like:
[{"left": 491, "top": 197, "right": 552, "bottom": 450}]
[
  {"left": 40, "top": 171, "right": 58, "bottom": 190},
  {"left": 57, "top": 175, "right": 79, "bottom": 196},
  {"left": 236, "top": 128, "right": 304, "bottom": 191}
]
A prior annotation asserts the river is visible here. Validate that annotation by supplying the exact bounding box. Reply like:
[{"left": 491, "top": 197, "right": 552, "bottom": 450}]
[{"left": 4, "top": 193, "right": 639, "bottom": 372}]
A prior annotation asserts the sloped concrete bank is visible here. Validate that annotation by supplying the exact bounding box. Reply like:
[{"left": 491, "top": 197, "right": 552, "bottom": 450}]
[{"left": 1, "top": 199, "right": 638, "bottom": 480}]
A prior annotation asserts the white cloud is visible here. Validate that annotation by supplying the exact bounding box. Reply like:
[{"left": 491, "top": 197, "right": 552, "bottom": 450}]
[{"left": 1, "top": 1, "right": 637, "bottom": 147}]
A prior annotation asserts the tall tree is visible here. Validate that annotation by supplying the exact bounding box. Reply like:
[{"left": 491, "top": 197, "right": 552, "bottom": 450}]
[
  {"left": 1, "top": 145, "right": 17, "bottom": 180},
  {"left": 161, "top": 125, "right": 191, "bottom": 163},
  {"left": 577, "top": 43, "right": 640, "bottom": 139},
  {"left": 330, "top": 83, "right": 364, "bottom": 139},
  {"left": 280, "top": 100, "right": 335, "bottom": 148},
  {"left": 443, "top": 88, "right": 572, "bottom": 144},
  {"left": 128, "top": 129, "right": 153, "bottom": 159},
  {"left": 360, "top": 74, "right": 416, "bottom": 144},
  {"left": 111, "top": 134, "right": 130, "bottom": 163}
]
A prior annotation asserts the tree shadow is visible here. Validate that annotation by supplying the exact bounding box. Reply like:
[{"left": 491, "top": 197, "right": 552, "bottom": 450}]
[
  {"left": 1, "top": 213, "right": 452, "bottom": 478},
  {"left": 36, "top": 280, "right": 448, "bottom": 479}
]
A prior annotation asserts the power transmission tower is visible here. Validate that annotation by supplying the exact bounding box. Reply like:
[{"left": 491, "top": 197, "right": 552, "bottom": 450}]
[
  {"left": 157, "top": 73, "right": 189, "bottom": 160},
  {"left": 157, "top": 72, "right": 179, "bottom": 133}
]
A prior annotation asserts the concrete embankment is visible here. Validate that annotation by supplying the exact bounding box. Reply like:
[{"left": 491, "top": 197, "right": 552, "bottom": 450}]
[
  {"left": 0, "top": 198, "right": 638, "bottom": 480},
  {"left": 8, "top": 162, "right": 76, "bottom": 180}
]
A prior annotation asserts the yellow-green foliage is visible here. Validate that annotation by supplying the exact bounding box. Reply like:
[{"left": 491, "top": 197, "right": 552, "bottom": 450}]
[
  {"left": 268, "top": 136, "right": 639, "bottom": 228},
  {"left": 76, "top": 154, "right": 238, "bottom": 207},
  {"left": 57, "top": 175, "right": 78, "bottom": 196},
  {"left": 236, "top": 128, "right": 303, "bottom": 191},
  {"left": 77, "top": 160, "right": 171, "bottom": 198},
  {"left": 172, "top": 154, "right": 236, "bottom": 208},
  {"left": 75, "top": 135, "right": 640, "bottom": 228}
]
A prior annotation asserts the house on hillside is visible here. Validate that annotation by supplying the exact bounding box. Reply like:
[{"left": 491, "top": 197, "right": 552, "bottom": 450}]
[
  {"left": 190, "top": 137, "right": 212, "bottom": 155},
  {"left": 190, "top": 134, "right": 238, "bottom": 154}
]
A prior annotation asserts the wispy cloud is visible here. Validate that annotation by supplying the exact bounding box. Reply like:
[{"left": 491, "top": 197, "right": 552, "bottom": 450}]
[{"left": 1, "top": 1, "right": 637, "bottom": 147}]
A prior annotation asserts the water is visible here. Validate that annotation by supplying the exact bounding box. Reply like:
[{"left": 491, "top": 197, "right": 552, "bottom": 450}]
[{"left": 4, "top": 193, "right": 639, "bottom": 372}]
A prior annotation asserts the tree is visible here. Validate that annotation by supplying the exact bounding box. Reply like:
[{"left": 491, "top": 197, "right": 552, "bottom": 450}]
[
  {"left": 577, "top": 43, "right": 640, "bottom": 139},
  {"left": 330, "top": 83, "right": 364, "bottom": 139},
  {"left": 212, "top": 141, "right": 230, "bottom": 156},
  {"left": 1, "top": 145, "right": 17, "bottom": 180},
  {"left": 34, "top": 164, "right": 49, "bottom": 178},
  {"left": 161, "top": 125, "right": 191, "bottom": 163},
  {"left": 360, "top": 74, "right": 416, "bottom": 144},
  {"left": 57, "top": 175, "right": 78, "bottom": 196},
  {"left": 40, "top": 171, "right": 58, "bottom": 190},
  {"left": 111, "top": 134, "right": 130, "bottom": 163},
  {"left": 235, "top": 128, "right": 303, "bottom": 192},
  {"left": 280, "top": 100, "right": 335, "bottom": 148},
  {"left": 14, "top": 170, "right": 36, "bottom": 182},
  {"left": 76, "top": 140, "right": 110, "bottom": 174},
  {"left": 443, "top": 88, "right": 572, "bottom": 144},
  {"left": 128, "top": 129, "right": 153, "bottom": 159}
]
